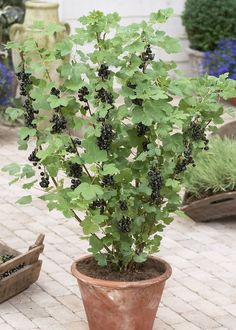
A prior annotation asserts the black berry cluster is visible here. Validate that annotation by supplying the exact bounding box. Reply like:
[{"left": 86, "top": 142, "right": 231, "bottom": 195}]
[
  {"left": 78, "top": 86, "right": 89, "bottom": 102},
  {"left": 68, "top": 162, "right": 83, "bottom": 178},
  {"left": 39, "top": 173, "right": 50, "bottom": 188},
  {"left": 98, "top": 64, "right": 110, "bottom": 80},
  {"left": 50, "top": 113, "right": 67, "bottom": 134},
  {"left": 23, "top": 99, "right": 38, "bottom": 128},
  {"left": 66, "top": 145, "right": 77, "bottom": 153},
  {"left": 89, "top": 199, "right": 106, "bottom": 214},
  {"left": 68, "top": 162, "right": 83, "bottom": 190},
  {"left": 71, "top": 179, "right": 81, "bottom": 190},
  {"left": 0, "top": 255, "right": 25, "bottom": 280},
  {"left": 66, "top": 138, "right": 82, "bottom": 153},
  {"left": 119, "top": 200, "right": 128, "bottom": 211},
  {"left": 175, "top": 145, "right": 195, "bottom": 174},
  {"left": 28, "top": 149, "right": 40, "bottom": 166},
  {"left": 137, "top": 122, "right": 149, "bottom": 136},
  {"left": 139, "top": 44, "right": 155, "bottom": 69},
  {"left": 118, "top": 216, "right": 132, "bottom": 233},
  {"left": 97, "top": 123, "right": 114, "bottom": 150},
  {"left": 16, "top": 70, "right": 32, "bottom": 96},
  {"left": 188, "top": 121, "right": 209, "bottom": 150},
  {"left": 127, "top": 82, "right": 143, "bottom": 106},
  {"left": 127, "top": 82, "right": 137, "bottom": 89},
  {"left": 96, "top": 88, "right": 113, "bottom": 105},
  {"left": 49, "top": 87, "right": 67, "bottom": 133},
  {"left": 132, "top": 98, "right": 143, "bottom": 106},
  {"left": 50, "top": 87, "right": 60, "bottom": 97},
  {"left": 148, "top": 167, "right": 164, "bottom": 203},
  {"left": 101, "top": 175, "right": 115, "bottom": 187},
  {"left": 73, "top": 138, "right": 82, "bottom": 146},
  {"left": 142, "top": 140, "right": 150, "bottom": 151}
]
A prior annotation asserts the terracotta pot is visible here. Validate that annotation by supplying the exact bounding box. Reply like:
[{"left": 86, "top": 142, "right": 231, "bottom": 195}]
[
  {"left": 71, "top": 255, "right": 172, "bottom": 330},
  {"left": 230, "top": 97, "right": 236, "bottom": 106}
]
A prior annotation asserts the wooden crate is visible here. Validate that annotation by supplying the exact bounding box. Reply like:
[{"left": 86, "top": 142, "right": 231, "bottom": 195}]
[
  {"left": 0, "top": 234, "right": 44, "bottom": 303},
  {"left": 182, "top": 191, "right": 236, "bottom": 222}
]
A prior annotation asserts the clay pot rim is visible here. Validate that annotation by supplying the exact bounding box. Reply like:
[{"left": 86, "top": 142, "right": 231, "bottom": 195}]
[
  {"left": 71, "top": 255, "right": 172, "bottom": 289},
  {"left": 26, "top": 1, "right": 59, "bottom": 9}
]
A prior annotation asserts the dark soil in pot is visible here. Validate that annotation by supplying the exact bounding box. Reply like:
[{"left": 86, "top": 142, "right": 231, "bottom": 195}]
[{"left": 76, "top": 257, "right": 165, "bottom": 281}]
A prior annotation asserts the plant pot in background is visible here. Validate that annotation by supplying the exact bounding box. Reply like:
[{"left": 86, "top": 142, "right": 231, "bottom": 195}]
[
  {"left": 230, "top": 97, "right": 236, "bottom": 106},
  {"left": 71, "top": 255, "right": 172, "bottom": 330},
  {"left": 186, "top": 47, "right": 204, "bottom": 77},
  {"left": 182, "top": 121, "right": 236, "bottom": 222},
  {"left": 182, "top": 191, "right": 236, "bottom": 222}
]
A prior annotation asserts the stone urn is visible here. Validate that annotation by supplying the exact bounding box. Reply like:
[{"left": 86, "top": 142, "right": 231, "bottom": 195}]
[
  {"left": 186, "top": 47, "right": 204, "bottom": 77},
  {"left": 9, "top": 1, "right": 70, "bottom": 80}
]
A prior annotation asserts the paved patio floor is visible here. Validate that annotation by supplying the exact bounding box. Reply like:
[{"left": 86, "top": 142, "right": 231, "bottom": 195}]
[{"left": 0, "top": 124, "right": 236, "bottom": 330}]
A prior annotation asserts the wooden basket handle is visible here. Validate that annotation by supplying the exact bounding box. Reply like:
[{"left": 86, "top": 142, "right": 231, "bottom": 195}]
[
  {"left": 210, "top": 197, "right": 234, "bottom": 205},
  {"left": 28, "top": 234, "right": 45, "bottom": 251}
]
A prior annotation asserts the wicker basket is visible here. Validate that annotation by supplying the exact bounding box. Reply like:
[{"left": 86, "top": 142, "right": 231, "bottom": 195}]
[
  {"left": 182, "top": 191, "right": 236, "bottom": 222},
  {"left": 0, "top": 234, "right": 44, "bottom": 303},
  {"left": 182, "top": 121, "right": 236, "bottom": 222}
]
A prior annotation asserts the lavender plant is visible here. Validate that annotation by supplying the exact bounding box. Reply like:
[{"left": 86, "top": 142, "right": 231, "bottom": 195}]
[
  {"left": 0, "top": 62, "right": 13, "bottom": 106},
  {"left": 203, "top": 39, "right": 236, "bottom": 79},
  {"left": 2, "top": 10, "right": 236, "bottom": 271}
]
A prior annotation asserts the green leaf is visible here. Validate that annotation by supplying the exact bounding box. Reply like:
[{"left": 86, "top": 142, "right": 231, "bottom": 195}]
[
  {"left": 2, "top": 163, "right": 21, "bottom": 175},
  {"left": 165, "top": 179, "right": 180, "bottom": 192},
  {"left": 133, "top": 253, "right": 147, "bottom": 263},
  {"left": 75, "top": 183, "right": 103, "bottom": 200},
  {"left": 150, "top": 8, "right": 174, "bottom": 23},
  {"left": 56, "top": 39, "right": 73, "bottom": 56},
  {"left": 22, "top": 180, "right": 37, "bottom": 190},
  {"left": 82, "top": 218, "right": 99, "bottom": 235},
  {"left": 16, "top": 195, "right": 32, "bottom": 205},
  {"left": 44, "top": 22, "right": 64, "bottom": 35},
  {"left": 5, "top": 107, "right": 24, "bottom": 121},
  {"left": 89, "top": 236, "right": 104, "bottom": 253},
  {"left": 81, "top": 138, "right": 108, "bottom": 163},
  {"left": 21, "top": 165, "right": 35, "bottom": 178},
  {"left": 158, "top": 36, "right": 181, "bottom": 54},
  {"left": 95, "top": 253, "right": 107, "bottom": 266},
  {"left": 47, "top": 95, "right": 72, "bottom": 108},
  {"left": 101, "top": 164, "right": 120, "bottom": 175},
  {"left": 19, "top": 127, "right": 36, "bottom": 140}
]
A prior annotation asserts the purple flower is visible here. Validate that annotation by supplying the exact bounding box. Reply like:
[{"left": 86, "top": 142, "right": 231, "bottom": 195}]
[
  {"left": 0, "top": 63, "right": 13, "bottom": 106},
  {"left": 202, "top": 38, "right": 236, "bottom": 80}
]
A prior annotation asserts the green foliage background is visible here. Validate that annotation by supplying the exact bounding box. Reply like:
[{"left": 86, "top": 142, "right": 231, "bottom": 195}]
[{"left": 182, "top": 0, "right": 236, "bottom": 51}]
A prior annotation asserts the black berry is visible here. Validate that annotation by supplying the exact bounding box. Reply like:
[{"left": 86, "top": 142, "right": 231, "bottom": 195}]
[{"left": 118, "top": 216, "right": 132, "bottom": 233}]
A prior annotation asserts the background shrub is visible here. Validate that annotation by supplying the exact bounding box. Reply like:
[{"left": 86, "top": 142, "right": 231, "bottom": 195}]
[{"left": 182, "top": 0, "right": 236, "bottom": 51}]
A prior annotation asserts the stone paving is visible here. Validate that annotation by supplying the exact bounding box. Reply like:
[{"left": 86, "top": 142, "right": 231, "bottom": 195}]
[{"left": 0, "top": 124, "right": 236, "bottom": 330}]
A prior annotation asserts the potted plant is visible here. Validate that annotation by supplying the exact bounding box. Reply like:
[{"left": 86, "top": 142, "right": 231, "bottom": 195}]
[
  {"left": 3, "top": 9, "right": 236, "bottom": 330},
  {"left": 182, "top": 0, "right": 236, "bottom": 76},
  {"left": 182, "top": 137, "right": 236, "bottom": 222},
  {"left": 202, "top": 39, "right": 236, "bottom": 106}
]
